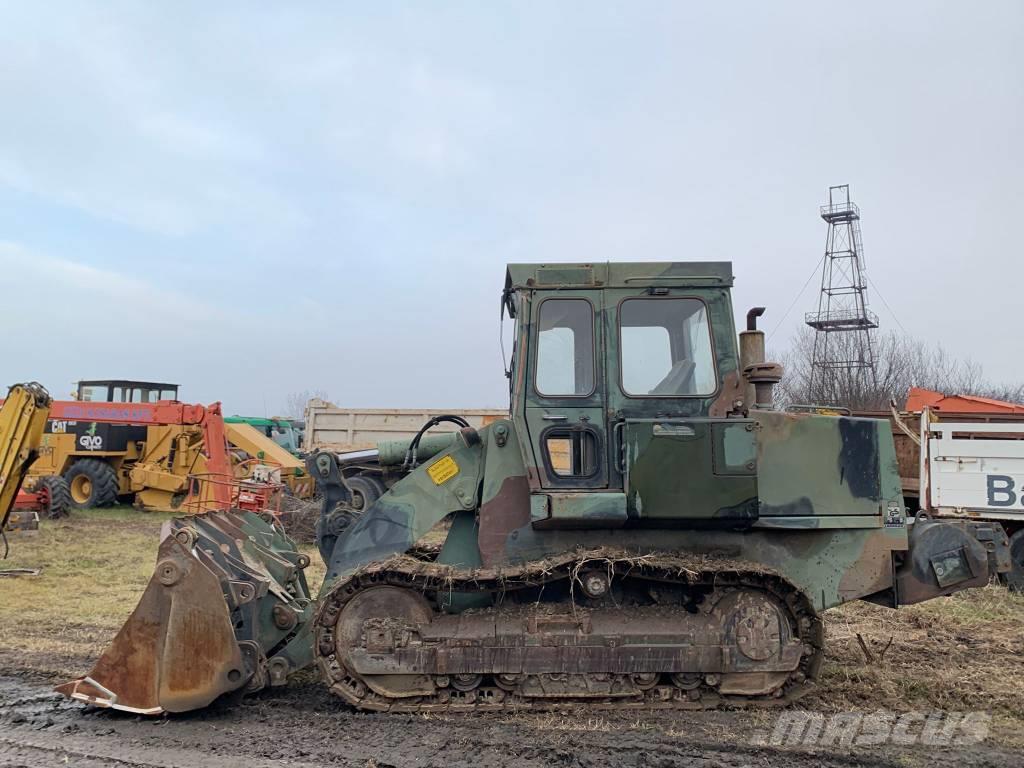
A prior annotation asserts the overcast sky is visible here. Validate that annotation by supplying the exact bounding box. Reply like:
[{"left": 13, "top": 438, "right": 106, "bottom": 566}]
[{"left": 0, "top": 2, "right": 1021, "bottom": 414}]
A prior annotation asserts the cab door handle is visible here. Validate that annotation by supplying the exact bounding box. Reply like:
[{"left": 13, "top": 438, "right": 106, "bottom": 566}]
[{"left": 541, "top": 414, "right": 567, "bottom": 421}]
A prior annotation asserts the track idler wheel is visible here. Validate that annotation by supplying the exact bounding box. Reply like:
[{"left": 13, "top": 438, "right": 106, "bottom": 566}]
[
  {"left": 332, "top": 585, "right": 435, "bottom": 699},
  {"left": 631, "top": 673, "right": 659, "bottom": 691},
  {"left": 670, "top": 673, "right": 702, "bottom": 690},
  {"left": 1003, "top": 529, "right": 1024, "bottom": 592}
]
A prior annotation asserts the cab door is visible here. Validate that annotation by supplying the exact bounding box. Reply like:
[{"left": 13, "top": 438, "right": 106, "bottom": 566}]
[
  {"left": 523, "top": 293, "right": 608, "bottom": 491},
  {"left": 604, "top": 288, "right": 759, "bottom": 525}
]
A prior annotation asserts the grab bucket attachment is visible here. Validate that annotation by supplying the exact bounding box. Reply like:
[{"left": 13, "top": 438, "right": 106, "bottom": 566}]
[{"left": 56, "top": 511, "right": 314, "bottom": 714}]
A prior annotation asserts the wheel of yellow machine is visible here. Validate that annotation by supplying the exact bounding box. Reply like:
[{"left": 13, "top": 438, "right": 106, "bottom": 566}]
[
  {"left": 64, "top": 459, "right": 119, "bottom": 509},
  {"left": 70, "top": 475, "right": 92, "bottom": 505}
]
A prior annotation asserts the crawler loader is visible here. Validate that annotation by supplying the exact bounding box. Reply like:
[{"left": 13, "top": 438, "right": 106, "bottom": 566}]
[{"left": 58, "top": 262, "right": 1011, "bottom": 715}]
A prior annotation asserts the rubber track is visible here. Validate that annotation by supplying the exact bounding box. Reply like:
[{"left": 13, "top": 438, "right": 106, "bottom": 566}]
[{"left": 314, "top": 549, "right": 825, "bottom": 713}]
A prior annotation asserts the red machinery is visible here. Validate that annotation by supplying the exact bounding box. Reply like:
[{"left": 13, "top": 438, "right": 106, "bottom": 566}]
[{"left": 11, "top": 479, "right": 69, "bottom": 524}]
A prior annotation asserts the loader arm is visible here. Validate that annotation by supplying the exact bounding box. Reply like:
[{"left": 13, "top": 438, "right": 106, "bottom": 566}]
[{"left": 0, "top": 383, "right": 52, "bottom": 535}]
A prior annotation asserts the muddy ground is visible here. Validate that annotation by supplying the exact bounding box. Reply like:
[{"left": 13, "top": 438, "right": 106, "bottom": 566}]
[{"left": 0, "top": 670, "right": 1019, "bottom": 768}]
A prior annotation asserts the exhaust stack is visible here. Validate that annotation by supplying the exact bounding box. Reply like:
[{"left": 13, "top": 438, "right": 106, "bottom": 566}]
[{"left": 739, "top": 307, "right": 783, "bottom": 410}]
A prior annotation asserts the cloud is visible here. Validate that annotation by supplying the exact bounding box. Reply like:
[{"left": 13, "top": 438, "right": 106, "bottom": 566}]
[
  {"left": 0, "top": 239, "right": 268, "bottom": 392},
  {"left": 0, "top": 7, "right": 305, "bottom": 239},
  {"left": 137, "top": 113, "right": 266, "bottom": 164},
  {"left": 0, "top": 241, "right": 228, "bottom": 322}
]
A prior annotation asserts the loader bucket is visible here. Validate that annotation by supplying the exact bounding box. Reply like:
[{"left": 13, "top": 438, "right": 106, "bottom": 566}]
[{"left": 56, "top": 511, "right": 314, "bottom": 714}]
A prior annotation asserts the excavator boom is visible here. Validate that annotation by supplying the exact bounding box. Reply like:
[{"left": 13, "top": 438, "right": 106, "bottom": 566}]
[{"left": 0, "top": 383, "right": 52, "bottom": 535}]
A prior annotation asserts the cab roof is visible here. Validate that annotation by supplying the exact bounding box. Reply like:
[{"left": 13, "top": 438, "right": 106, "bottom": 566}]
[
  {"left": 78, "top": 380, "right": 178, "bottom": 389},
  {"left": 504, "top": 262, "right": 734, "bottom": 291}
]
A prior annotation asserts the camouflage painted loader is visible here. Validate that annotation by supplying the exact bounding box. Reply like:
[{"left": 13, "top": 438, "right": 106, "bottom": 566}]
[{"left": 59, "top": 262, "right": 1010, "bottom": 714}]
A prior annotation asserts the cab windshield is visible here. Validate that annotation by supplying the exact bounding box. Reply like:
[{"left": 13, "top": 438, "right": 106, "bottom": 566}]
[{"left": 78, "top": 383, "right": 178, "bottom": 402}]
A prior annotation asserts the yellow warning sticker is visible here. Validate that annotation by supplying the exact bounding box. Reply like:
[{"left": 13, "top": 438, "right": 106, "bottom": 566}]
[{"left": 427, "top": 455, "right": 460, "bottom": 485}]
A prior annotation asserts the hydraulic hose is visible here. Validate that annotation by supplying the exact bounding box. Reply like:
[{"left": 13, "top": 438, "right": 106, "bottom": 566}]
[{"left": 403, "top": 415, "right": 472, "bottom": 469}]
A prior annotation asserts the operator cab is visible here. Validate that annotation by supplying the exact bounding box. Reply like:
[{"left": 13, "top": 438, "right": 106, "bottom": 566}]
[
  {"left": 76, "top": 380, "right": 180, "bottom": 404},
  {"left": 505, "top": 262, "right": 756, "bottom": 529}
]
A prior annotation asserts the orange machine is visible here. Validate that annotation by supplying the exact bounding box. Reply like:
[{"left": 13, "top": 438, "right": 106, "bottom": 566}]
[
  {"left": 0, "top": 396, "right": 280, "bottom": 514},
  {"left": 47, "top": 399, "right": 238, "bottom": 511}
]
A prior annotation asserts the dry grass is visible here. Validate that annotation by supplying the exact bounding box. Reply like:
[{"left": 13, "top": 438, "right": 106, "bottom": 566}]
[
  {"left": 812, "top": 586, "right": 1024, "bottom": 713},
  {"left": 279, "top": 495, "right": 321, "bottom": 545},
  {"left": 304, "top": 542, "right": 327, "bottom": 589},
  {"left": 0, "top": 507, "right": 324, "bottom": 680},
  {"left": 0, "top": 507, "right": 171, "bottom": 678},
  {"left": 809, "top": 584, "right": 1024, "bottom": 746}
]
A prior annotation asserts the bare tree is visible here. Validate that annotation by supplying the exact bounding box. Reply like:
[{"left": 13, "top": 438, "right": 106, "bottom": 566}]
[
  {"left": 283, "top": 389, "right": 330, "bottom": 421},
  {"left": 773, "top": 328, "right": 1024, "bottom": 410}
]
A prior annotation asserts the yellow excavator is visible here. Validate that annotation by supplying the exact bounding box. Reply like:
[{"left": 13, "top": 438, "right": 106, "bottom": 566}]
[{"left": 0, "top": 383, "right": 53, "bottom": 545}]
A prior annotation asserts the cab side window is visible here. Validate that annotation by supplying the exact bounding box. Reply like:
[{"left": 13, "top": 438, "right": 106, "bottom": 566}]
[
  {"left": 535, "top": 299, "right": 595, "bottom": 397},
  {"left": 620, "top": 298, "right": 717, "bottom": 397}
]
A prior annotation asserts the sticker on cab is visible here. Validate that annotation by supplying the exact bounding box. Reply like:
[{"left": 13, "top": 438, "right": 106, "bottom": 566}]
[
  {"left": 427, "top": 455, "right": 460, "bottom": 485},
  {"left": 884, "top": 502, "right": 904, "bottom": 528}
]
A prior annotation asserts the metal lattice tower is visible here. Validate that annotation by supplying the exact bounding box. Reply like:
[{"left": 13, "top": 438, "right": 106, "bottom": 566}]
[{"left": 804, "top": 185, "right": 879, "bottom": 404}]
